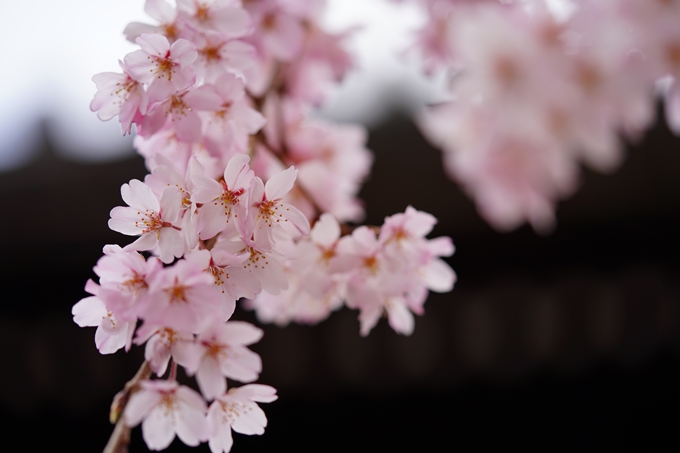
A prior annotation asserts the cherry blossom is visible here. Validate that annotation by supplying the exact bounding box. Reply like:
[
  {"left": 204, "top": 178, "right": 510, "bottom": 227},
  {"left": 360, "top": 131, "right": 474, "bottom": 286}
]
[
  {"left": 124, "top": 0, "right": 183, "bottom": 43},
  {"left": 92, "top": 244, "right": 162, "bottom": 321},
  {"left": 245, "top": 167, "right": 311, "bottom": 253},
  {"left": 124, "top": 33, "right": 198, "bottom": 103},
  {"left": 125, "top": 380, "right": 208, "bottom": 450},
  {"left": 90, "top": 61, "right": 148, "bottom": 135},
  {"left": 136, "top": 325, "right": 199, "bottom": 376},
  {"left": 192, "top": 153, "right": 255, "bottom": 240},
  {"left": 72, "top": 279, "right": 136, "bottom": 354},
  {"left": 198, "top": 73, "right": 266, "bottom": 156},
  {"left": 79, "top": 2, "right": 465, "bottom": 451},
  {"left": 141, "top": 258, "right": 223, "bottom": 332},
  {"left": 108, "top": 179, "right": 185, "bottom": 264},
  {"left": 206, "top": 384, "right": 278, "bottom": 453},
  {"left": 177, "top": 321, "right": 264, "bottom": 400},
  {"left": 177, "top": 0, "right": 252, "bottom": 38}
]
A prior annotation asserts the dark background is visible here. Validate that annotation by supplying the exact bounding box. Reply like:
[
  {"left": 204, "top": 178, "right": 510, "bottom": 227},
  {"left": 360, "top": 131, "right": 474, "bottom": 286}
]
[{"left": 1, "top": 110, "right": 679, "bottom": 452}]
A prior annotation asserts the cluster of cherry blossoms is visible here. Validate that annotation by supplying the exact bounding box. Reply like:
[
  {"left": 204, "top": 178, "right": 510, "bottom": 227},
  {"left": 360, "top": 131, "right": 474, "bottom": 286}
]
[
  {"left": 75, "top": 1, "right": 456, "bottom": 451},
  {"left": 410, "top": 0, "right": 680, "bottom": 231}
]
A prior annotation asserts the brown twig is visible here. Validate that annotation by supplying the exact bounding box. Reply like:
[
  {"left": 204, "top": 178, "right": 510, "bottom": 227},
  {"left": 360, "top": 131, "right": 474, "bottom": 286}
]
[{"left": 102, "top": 361, "right": 153, "bottom": 453}]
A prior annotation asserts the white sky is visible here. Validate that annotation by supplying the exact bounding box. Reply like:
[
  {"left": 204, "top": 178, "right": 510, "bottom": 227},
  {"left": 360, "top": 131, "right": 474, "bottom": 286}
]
[{"left": 0, "top": 0, "right": 438, "bottom": 171}]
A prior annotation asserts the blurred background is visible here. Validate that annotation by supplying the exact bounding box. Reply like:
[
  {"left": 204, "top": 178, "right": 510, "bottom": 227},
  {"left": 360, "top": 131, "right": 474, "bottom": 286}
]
[{"left": 1, "top": 0, "right": 679, "bottom": 451}]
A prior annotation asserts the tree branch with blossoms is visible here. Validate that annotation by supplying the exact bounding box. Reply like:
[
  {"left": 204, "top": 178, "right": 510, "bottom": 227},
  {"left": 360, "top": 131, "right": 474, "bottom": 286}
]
[
  {"left": 77, "top": 1, "right": 456, "bottom": 452},
  {"left": 76, "top": 0, "right": 680, "bottom": 451}
]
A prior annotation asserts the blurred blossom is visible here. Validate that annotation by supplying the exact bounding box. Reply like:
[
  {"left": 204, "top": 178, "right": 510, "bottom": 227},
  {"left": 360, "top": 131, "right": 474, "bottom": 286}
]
[{"left": 0, "top": 0, "right": 443, "bottom": 172}]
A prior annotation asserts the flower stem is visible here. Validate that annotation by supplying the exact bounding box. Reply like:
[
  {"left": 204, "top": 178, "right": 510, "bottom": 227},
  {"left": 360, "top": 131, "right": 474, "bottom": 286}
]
[{"left": 102, "top": 361, "right": 152, "bottom": 453}]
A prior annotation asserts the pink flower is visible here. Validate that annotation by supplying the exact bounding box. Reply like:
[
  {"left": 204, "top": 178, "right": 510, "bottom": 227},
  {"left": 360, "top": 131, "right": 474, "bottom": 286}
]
[
  {"left": 124, "top": 0, "right": 183, "bottom": 43},
  {"left": 177, "top": 0, "right": 252, "bottom": 38},
  {"left": 185, "top": 247, "right": 262, "bottom": 311},
  {"left": 108, "top": 179, "right": 185, "bottom": 264},
  {"left": 244, "top": 1, "right": 303, "bottom": 62},
  {"left": 90, "top": 61, "right": 148, "bottom": 135},
  {"left": 124, "top": 33, "right": 198, "bottom": 102},
  {"left": 193, "top": 33, "right": 256, "bottom": 83},
  {"left": 246, "top": 167, "right": 311, "bottom": 253},
  {"left": 207, "top": 384, "right": 277, "bottom": 453},
  {"left": 192, "top": 154, "right": 255, "bottom": 240},
  {"left": 125, "top": 380, "right": 208, "bottom": 450},
  {"left": 135, "top": 325, "right": 199, "bottom": 376},
  {"left": 197, "top": 74, "right": 266, "bottom": 156},
  {"left": 177, "top": 321, "right": 264, "bottom": 400},
  {"left": 72, "top": 279, "right": 136, "bottom": 354},
  {"left": 92, "top": 244, "right": 162, "bottom": 321},
  {"left": 141, "top": 258, "right": 223, "bottom": 332},
  {"left": 241, "top": 246, "right": 289, "bottom": 295},
  {"left": 286, "top": 118, "right": 373, "bottom": 222},
  {"left": 248, "top": 213, "right": 351, "bottom": 326},
  {"left": 140, "top": 88, "right": 203, "bottom": 142}
]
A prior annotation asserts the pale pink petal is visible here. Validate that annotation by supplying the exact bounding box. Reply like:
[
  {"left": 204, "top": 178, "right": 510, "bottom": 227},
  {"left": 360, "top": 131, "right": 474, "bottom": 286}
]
[
  {"left": 173, "top": 110, "right": 203, "bottom": 143},
  {"left": 264, "top": 166, "right": 297, "bottom": 200},
  {"left": 125, "top": 390, "right": 162, "bottom": 427},
  {"left": 427, "top": 236, "right": 455, "bottom": 257},
  {"left": 175, "top": 399, "right": 208, "bottom": 446},
  {"left": 385, "top": 299, "right": 415, "bottom": 336},
  {"left": 145, "top": 0, "right": 176, "bottom": 23},
  {"left": 139, "top": 105, "right": 169, "bottom": 137},
  {"left": 310, "top": 213, "right": 340, "bottom": 248},
  {"left": 108, "top": 207, "right": 144, "bottom": 235},
  {"left": 207, "top": 405, "right": 234, "bottom": 453},
  {"left": 170, "top": 38, "right": 198, "bottom": 66},
  {"left": 220, "top": 321, "right": 263, "bottom": 345},
  {"left": 224, "top": 267, "right": 261, "bottom": 299},
  {"left": 248, "top": 177, "right": 265, "bottom": 206},
  {"left": 220, "top": 40, "right": 256, "bottom": 72},
  {"left": 149, "top": 79, "right": 180, "bottom": 107},
  {"left": 212, "top": 7, "right": 252, "bottom": 37},
  {"left": 177, "top": 385, "right": 209, "bottom": 412},
  {"left": 280, "top": 204, "right": 311, "bottom": 236},
  {"left": 191, "top": 173, "right": 223, "bottom": 204},
  {"left": 422, "top": 259, "right": 456, "bottom": 293},
  {"left": 251, "top": 255, "right": 288, "bottom": 294},
  {"left": 172, "top": 340, "right": 203, "bottom": 374},
  {"left": 218, "top": 347, "right": 261, "bottom": 382},
  {"left": 124, "top": 49, "right": 157, "bottom": 82},
  {"left": 224, "top": 154, "right": 253, "bottom": 190},
  {"left": 233, "top": 384, "right": 278, "bottom": 403},
  {"left": 136, "top": 33, "right": 171, "bottom": 58},
  {"left": 158, "top": 228, "right": 184, "bottom": 263},
  {"left": 159, "top": 186, "right": 183, "bottom": 223},
  {"left": 95, "top": 324, "right": 129, "bottom": 354},
  {"left": 215, "top": 73, "right": 246, "bottom": 103},
  {"left": 358, "top": 300, "right": 382, "bottom": 337},
  {"left": 184, "top": 85, "right": 223, "bottom": 111},
  {"left": 233, "top": 101, "right": 266, "bottom": 133},
  {"left": 198, "top": 202, "right": 230, "bottom": 240},
  {"left": 123, "top": 179, "right": 160, "bottom": 212},
  {"left": 124, "top": 22, "right": 158, "bottom": 42},
  {"left": 127, "top": 233, "right": 159, "bottom": 252},
  {"left": 142, "top": 406, "right": 176, "bottom": 450},
  {"left": 264, "top": 14, "right": 303, "bottom": 61},
  {"left": 72, "top": 297, "right": 106, "bottom": 327},
  {"left": 197, "top": 357, "right": 226, "bottom": 400},
  {"left": 144, "top": 333, "right": 172, "bottom": 376},
  {"left": 230, "top": 403, "right": 267, "bottom": 435}
]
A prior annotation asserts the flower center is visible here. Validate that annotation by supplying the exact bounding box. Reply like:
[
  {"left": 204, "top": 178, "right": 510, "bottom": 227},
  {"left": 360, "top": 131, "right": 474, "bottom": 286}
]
[{"left": 165, "top": 279, "right": 189, "bottom": 303}]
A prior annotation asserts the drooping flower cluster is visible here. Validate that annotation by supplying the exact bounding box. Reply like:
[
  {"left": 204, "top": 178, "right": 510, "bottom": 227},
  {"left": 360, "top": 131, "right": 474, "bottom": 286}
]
[
  {"left": 77, "top": 1, "right": 456, "bottom": 451},
  {"left": 410, "top": 0, "right": 680, "bottom": 231},
  {"left": 249, "top": 208, "right": 455, "bottom": 336}
]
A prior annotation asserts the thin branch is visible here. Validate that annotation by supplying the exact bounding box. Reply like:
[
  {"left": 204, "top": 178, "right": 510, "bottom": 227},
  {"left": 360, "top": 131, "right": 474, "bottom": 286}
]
[{"left": 102, "top": 361, "right": 153, "bottom": 453}]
